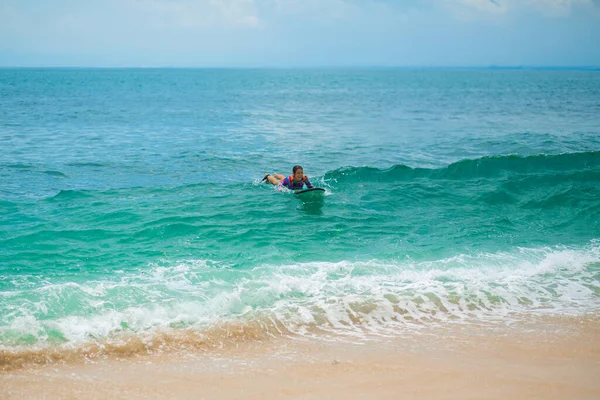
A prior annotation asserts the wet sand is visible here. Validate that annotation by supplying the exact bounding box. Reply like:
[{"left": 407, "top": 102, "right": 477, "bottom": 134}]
[{"left": 1, "top": 316, "right": 599, "bottom": 399}]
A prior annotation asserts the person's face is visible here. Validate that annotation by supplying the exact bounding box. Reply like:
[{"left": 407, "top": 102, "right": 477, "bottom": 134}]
[{"left": 293, "top": 169, "right": 304, "bottom": 181}]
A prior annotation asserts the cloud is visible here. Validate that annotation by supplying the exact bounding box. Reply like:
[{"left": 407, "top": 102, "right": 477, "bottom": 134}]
[
  {"left": 0, "top": 0, "right": 264, "bottom": 57},
  {"left": 442, "top": 0, "right": 508, "bottom": 19},
  {"left": 264, "top": 0, "right": 598, "bottom": 22},
  {"left": 443, "top": 0, "right": 599, "bottom": 17},
  {"left": 0, "top": 0, "right": 261, "bottom": 35},
  {"left": 261, "top": 0, "right": 363, "bottom": 23},
  {"left": 132, "top": 0, "right": 261, "bottom": 28},
  {"left": 0, "top": 0, "right": 598, "bottom": 66},
  {"left": 113, "top": 0, "right": 261, "bottom": 30},
  {"left": 523, "top": 0, "right": 598, "bottom": 16}
]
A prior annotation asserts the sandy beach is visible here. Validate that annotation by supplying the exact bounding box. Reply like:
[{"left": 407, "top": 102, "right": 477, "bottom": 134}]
[{"left": 2, "top": 316, "right": 599, "bottom": 400}]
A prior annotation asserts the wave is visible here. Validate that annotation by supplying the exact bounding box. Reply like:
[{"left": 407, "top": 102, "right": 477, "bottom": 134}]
[
  {"left": 65, "top": 162, "right": 108, "bottom": 168},
  {"left": 1, "top": 163, "right": 35, "bottom": 171},
  {"left": 42, "top": 170, "right": 69, "bottom": 178},
  {"left": 1, "top": 244, "right": 598, "bottom": 369},
  {"left": 323, "top": 151, "right": 600, "bottom": 183},
  {"left": 3, "top": 228, "right": 115, "bottom": 246},
  {"left": 0, "top": 319, "right": 287, "bottom": 371},
  {"left": 47, "top": 189, "right": 93, "bottom": 201},
  {"left": 0, "top": 199, "right": 18, "bottom": 210}
]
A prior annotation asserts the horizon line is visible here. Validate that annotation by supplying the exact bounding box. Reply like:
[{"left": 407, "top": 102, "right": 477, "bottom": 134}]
[{"left": 1, "top": 65, "right": 599, "bottom": 70}]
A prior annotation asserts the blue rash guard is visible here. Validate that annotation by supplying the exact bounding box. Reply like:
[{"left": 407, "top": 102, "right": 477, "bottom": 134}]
[{"left": 280, "top": 176, "right": 314, "bottom": 190}]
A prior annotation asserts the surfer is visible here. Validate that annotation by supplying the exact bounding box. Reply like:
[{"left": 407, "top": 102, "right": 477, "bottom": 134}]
[{"left": 262, "top": 165, "right": 315, "bottom": 190}]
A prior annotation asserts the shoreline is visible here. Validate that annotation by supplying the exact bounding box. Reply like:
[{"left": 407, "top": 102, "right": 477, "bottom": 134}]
[{"left": 1, "top": 316, "right": 599, "bottom": 399}]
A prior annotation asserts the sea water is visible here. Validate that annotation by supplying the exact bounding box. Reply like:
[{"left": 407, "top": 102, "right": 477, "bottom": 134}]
[{"left": 1, "top": 68, "right": 599, "bottom": 364}]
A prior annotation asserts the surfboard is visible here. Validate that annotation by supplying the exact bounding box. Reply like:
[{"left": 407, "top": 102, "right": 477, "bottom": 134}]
[{"left": 295, "top": 187, "right": 326, "bottom": 198}]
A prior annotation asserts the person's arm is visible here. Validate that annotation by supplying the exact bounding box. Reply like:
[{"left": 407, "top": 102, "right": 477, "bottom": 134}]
[{"left": 303, "top": 176, "right": 314, "bottom": 189}]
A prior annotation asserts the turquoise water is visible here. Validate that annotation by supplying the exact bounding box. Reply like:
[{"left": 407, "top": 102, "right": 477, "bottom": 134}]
[{"left": 1, "top": 69, "right": 599, "bottom": 358}]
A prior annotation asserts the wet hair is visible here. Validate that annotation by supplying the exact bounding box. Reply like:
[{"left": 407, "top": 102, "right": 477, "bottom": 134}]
[{"left": 292, "top": 165, "right": 303, "bottom": 174}]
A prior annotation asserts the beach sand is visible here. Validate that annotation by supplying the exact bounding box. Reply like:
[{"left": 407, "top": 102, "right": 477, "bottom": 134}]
[{"left": 1, "top": 316, "right": 599, "bottom": 400}]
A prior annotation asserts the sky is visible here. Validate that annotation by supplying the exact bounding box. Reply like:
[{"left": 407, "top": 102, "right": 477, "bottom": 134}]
[{"left": 0, "top": 0, "right": 599, "bottom": 67}]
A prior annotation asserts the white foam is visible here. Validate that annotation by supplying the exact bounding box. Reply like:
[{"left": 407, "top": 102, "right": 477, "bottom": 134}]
[{"left": 1, "top": 244, "right": 598, "bottom": 346}]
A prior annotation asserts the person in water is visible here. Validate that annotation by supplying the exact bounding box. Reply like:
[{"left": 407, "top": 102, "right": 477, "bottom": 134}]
[{"left": 262, "top": 165, "right": 314, "bottom": 190}]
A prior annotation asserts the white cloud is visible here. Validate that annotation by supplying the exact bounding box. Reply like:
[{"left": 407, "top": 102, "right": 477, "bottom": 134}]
[
  {"left": 443, "top": 0, "right": 598, "bottom": 17},
  {"left": 0, "top": 0, "right": 265, "bottom": 59},
  {"left": 442, "top": 0, "right": 508, "bottom": 20},
  {"left": 124, "top": 0, "right": 261, "bottom": 28},
  {"left": 267, "top": 0, "right": 363, "bottom": 21},
  {"left": 523, "top": 0, "right": 598, "bottom": 16},
  {"left": 262, "top": 0, "right": 598, "bottom": 23},
  {"left": 0, "top": 0, "right": 261, "bottom": 36}
]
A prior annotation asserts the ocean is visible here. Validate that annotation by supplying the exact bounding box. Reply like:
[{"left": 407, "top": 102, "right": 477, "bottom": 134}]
[{"left": 1, "top": 68, "right": 599, "bottom": 368}]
